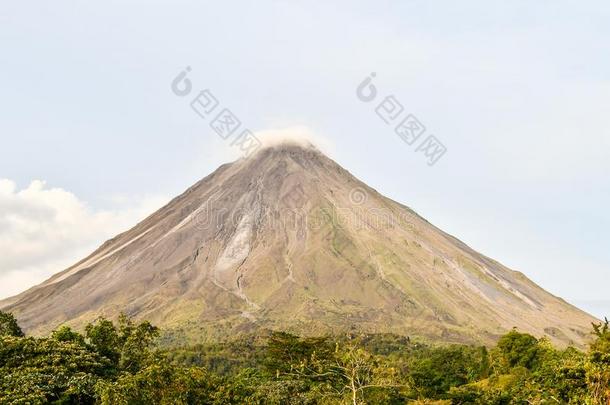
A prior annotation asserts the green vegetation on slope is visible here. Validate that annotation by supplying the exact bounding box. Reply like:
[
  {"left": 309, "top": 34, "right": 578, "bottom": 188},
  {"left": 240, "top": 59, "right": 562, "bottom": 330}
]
[{"left": 0, "top": 310, "right": 609, "bottom": 404}]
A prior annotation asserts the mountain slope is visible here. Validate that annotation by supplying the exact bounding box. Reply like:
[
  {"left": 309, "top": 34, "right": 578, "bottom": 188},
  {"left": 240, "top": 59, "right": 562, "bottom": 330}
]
[{"left": 0, "top": 143, "right": 598, "bottom": 347}]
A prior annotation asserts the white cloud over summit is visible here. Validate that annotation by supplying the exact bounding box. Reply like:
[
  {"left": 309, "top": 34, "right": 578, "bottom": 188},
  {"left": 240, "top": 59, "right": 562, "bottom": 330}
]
[
  {"left": 255, "top": 127, "right": 335, "bottom": 154},
  {"left": 0, "top": 179, "right": 167, "bottom": 298}
]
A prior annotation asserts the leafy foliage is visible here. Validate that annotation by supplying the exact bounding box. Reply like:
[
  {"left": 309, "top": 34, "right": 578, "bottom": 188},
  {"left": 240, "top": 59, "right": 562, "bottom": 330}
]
[
  {"left": 495, "top": 329, "right": 541, "bottom": 370},
  {"left": 0, "top": 310, "right": 609, "bottom": 404},
  {"left": 0, "top": 312, "right": 24, "bottom": 338}
]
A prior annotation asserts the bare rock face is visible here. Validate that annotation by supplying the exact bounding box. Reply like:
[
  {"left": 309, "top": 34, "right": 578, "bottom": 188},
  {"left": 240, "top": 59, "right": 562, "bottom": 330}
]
[{"left": 1, "top": 142, "right": 598, "bottom": 347}]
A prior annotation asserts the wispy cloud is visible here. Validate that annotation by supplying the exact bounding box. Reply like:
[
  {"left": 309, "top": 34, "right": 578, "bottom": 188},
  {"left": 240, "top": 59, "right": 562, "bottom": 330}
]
[{"left": 0, "top": 179, "right": 167, "bottom": 298}]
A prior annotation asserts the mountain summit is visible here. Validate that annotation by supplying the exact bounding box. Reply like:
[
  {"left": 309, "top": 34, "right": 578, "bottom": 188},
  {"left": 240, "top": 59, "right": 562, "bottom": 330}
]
[{"left": 1, "top": 142, "right": 597, "bottom": 346}]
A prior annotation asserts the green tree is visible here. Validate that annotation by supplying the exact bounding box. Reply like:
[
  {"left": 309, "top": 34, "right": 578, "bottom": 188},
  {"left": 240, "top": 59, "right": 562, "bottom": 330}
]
[
  {"left": 0, "top": 335, "right": 110, "bottom": 403},
  {"left": 0, "top": 310, "right": 24, "bottom": 337},
  {"left": 408, "top": 345, "right": 485, "bottom": 398},
  {"left": 96, "top": 362, "right": 217, "bottom": 405},
  {"left": 117, "top": 317, "right": 159, "bottom": 373},
  {"left": 264, "top": 331, "right": 333, "bottom": 377},
  {"left": 85, "top": 317, "right": 122, "bottom": 367},
  {"left": 495, "top": 329, "right": 541, "bottom": 370},
  {"left": 52, "top": 325, "right": 86, "bottom": 345},
  {"left": 283, "top": 340, "right": 405, "bottom": 404},
  {"left": 84, "top": 313, "right": 159, "bottom": 373},
  {"left": 586, "top": 318, "right": 610, "bottom": 404},
  {"left": 591, "top": 318, "right": 610, "bottom": 353}
]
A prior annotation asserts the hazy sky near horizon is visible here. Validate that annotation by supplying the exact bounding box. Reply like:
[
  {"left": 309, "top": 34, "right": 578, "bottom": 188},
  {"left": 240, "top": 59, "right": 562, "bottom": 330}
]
[{"left": 1, "top": 1, "right": 609, "bottom": 318}]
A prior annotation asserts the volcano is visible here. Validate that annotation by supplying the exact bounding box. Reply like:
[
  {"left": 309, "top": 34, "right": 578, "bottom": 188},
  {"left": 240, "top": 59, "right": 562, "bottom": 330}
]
[{"left": 0, "top": 142, "right": 597, "bottom": 346}]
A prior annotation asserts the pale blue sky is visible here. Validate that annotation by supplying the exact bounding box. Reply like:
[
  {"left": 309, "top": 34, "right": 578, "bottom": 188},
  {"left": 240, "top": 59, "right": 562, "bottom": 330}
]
[{"left": 1, "top": 1, "right": 609, "bottom": 318}]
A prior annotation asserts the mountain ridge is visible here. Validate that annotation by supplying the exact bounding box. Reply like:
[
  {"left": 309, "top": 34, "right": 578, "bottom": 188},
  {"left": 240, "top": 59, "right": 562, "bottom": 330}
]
[{"left": 0, "top": 142, "right": 598, "bottom": 347}]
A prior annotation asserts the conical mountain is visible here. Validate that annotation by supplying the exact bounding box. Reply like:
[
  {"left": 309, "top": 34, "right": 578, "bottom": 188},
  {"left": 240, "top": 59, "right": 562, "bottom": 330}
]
[{"left": 0, "top": 142, "right": 597, "bottom": 346}]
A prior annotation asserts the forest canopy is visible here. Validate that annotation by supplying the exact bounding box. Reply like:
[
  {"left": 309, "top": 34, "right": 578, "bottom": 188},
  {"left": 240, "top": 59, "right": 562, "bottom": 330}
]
[{"left": 0, "top": 311, "right": 608, "bottom": 404}]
